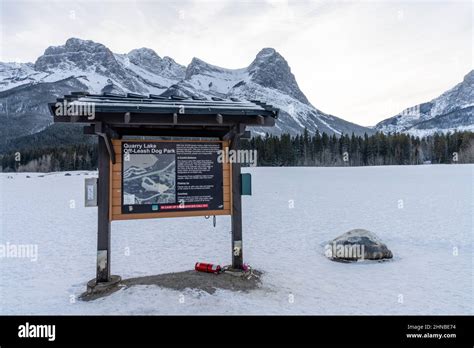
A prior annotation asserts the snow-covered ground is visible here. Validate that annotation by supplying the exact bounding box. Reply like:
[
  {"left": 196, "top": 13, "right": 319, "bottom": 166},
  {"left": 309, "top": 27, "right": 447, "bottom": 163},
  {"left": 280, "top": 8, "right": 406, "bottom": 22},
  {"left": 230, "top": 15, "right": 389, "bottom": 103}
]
[{"left": 0, "top": 165, "right": 472, "bottom": 315}]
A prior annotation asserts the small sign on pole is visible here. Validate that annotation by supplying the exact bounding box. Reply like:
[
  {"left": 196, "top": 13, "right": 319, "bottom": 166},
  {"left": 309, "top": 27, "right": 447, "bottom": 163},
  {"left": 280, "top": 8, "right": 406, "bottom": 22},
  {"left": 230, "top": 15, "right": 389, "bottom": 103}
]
[
  {"left": 85, "top": 178, "right": 98, "bottom": 207},
  {"left": 241, "top": 173, "right": 252, "bottom": 195}
]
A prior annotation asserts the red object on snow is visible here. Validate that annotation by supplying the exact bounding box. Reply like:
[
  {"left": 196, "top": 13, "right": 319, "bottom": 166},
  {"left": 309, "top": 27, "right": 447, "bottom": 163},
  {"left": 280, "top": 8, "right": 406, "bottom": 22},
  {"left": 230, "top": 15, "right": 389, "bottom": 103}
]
[{"left": 195, "top": 262, "right": 221, "bottom": 274}]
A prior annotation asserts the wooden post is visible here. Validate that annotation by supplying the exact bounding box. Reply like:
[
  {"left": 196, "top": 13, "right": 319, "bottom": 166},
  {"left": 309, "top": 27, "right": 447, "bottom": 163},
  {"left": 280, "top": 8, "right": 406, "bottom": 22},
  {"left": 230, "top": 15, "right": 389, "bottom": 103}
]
[
  {"left": 231, "top": 133, "right": 243, "bottom": 269},
  {"left": 96, "top": 135, "right": 111, "bottom": 282}
]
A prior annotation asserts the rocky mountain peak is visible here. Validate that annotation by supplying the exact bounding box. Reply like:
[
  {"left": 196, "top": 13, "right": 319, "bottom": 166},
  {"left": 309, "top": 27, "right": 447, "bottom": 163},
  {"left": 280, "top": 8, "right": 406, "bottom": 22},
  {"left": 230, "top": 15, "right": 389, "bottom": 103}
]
[
  {"left": 463, "top": 70, "right": 473, "bottom": 85},
  {"left": 248, "top": 47, "right": 285, "bottom": 71},
  {"left": 247, "top": 48, "right": 309, "bottom": 104},
  {"left": 185, "top": 57, "right": 220, "bottom": 79},
  {"left": 64, "top": 37, "right": 107, "bottom": 52},
  {"left": 124, "top": 48, "right": 185, "bottom": 80},
  {"left": 34, "top": 37, "right": 118, "bottom": 72},
  {"left": 254, "top": 47, "right": 278, "bottom": 59},
  {"left": 127, "top": 48, "right": 161, "bottom": 65}
]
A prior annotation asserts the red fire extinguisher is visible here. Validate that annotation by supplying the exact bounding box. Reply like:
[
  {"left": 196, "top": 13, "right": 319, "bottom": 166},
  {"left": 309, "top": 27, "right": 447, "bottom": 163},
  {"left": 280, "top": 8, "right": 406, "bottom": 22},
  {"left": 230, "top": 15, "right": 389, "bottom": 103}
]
[{"left": 195, "top": 262, "right": 221, "bottom": 274}]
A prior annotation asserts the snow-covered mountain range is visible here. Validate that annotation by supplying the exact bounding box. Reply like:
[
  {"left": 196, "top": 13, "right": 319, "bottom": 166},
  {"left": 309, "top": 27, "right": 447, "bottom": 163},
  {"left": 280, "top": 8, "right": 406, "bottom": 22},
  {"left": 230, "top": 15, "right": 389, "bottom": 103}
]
[
  {"left": 0, "top": 38, "right": 370, "bottom": 146},
  {"left": 0, "top": 37, "right": 472, "bottom": 149},
  {"left": 375, "top": 70, "right": 474, "bottom": 136}
]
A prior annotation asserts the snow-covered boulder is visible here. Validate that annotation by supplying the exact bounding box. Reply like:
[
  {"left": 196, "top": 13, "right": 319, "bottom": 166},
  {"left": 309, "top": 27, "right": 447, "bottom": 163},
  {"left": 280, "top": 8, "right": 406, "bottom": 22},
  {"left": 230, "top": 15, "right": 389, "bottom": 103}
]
[{"left": 325, "top": 229, "right": 393, "bottom": 261}]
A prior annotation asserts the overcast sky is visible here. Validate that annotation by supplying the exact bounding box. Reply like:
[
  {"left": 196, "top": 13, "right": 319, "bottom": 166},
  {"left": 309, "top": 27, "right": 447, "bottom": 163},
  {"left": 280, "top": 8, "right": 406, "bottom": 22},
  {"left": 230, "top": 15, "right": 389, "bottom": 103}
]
[{"left": 0, "top": 0, "right": 472, "bottom": 126}]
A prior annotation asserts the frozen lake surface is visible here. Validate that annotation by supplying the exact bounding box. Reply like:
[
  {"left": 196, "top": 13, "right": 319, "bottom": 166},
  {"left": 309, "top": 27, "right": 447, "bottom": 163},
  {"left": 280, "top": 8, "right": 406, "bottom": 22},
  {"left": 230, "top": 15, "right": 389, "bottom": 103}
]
[{"left": 0, "top": 165, "right": 472, "bottom": 315}]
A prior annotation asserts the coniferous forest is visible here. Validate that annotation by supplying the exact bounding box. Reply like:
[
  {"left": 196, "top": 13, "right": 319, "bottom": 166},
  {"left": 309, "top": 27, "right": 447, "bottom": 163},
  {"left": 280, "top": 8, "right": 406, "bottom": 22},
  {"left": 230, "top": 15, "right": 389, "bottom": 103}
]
[
  {"left": 1, "top": 130, "right": 473, "bottom": 172},
  {"left": 242, "top": 130, "right": 474, "bottom": 166}
]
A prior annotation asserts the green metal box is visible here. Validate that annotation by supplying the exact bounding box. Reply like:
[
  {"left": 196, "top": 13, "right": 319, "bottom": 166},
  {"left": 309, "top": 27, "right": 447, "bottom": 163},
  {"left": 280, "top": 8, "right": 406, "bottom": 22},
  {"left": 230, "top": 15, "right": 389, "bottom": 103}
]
[{"left": 241, "top": 173, "right": 252, "bottom": 196}]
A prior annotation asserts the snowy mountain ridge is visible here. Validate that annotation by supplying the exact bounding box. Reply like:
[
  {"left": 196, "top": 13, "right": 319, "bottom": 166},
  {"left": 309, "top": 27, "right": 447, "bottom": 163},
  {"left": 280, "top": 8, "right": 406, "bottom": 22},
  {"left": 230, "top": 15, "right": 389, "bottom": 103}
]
[
  {"left": 161, "top": 47, "right": 370, "bottom": 135},
  {"left": 1, "top": 37, "right": 472, "bottom": 146},
  {"left": 375, "top": 70, "right": 474, "bottom": 135},
  {"left": 0, "top": 38, "right": 372, "bottom": 144}
]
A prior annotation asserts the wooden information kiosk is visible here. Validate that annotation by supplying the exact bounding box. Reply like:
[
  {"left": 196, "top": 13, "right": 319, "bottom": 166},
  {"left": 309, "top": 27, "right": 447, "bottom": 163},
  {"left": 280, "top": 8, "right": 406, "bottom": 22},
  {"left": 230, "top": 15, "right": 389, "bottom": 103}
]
[{"left": 50, "top": 92, "right": 278, "bottom": 290}]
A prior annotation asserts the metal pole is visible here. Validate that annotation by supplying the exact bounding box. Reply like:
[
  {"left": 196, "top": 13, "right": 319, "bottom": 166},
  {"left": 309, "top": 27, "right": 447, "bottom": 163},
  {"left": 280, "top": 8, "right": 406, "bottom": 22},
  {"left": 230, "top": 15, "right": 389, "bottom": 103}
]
[{"left": 96, "top": 135, "right": 111, "bottom": 282}]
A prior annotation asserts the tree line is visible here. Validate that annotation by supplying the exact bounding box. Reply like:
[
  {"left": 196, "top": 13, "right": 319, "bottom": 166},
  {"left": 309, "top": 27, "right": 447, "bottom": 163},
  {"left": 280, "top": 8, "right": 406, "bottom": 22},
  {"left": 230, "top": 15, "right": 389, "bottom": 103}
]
[
  {"left": 241, "top": 130, "right": 474, "bottom": 166},
  {"left": 1, "top": 130, "right": 473, "bottom": 172},
  {"left": 1, "top": 144, "right": 97, "bottom": 172}
]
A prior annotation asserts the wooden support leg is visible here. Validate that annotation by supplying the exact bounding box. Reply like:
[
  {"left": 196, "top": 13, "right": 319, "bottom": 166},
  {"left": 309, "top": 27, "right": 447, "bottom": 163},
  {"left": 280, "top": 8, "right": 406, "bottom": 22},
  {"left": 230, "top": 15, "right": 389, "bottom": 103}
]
[
  {"left": 231, "top": 135, "right": 243, "bottom": 269},
  {"left": 96, "top": 136, "right": 111, "bottom": 282}
]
